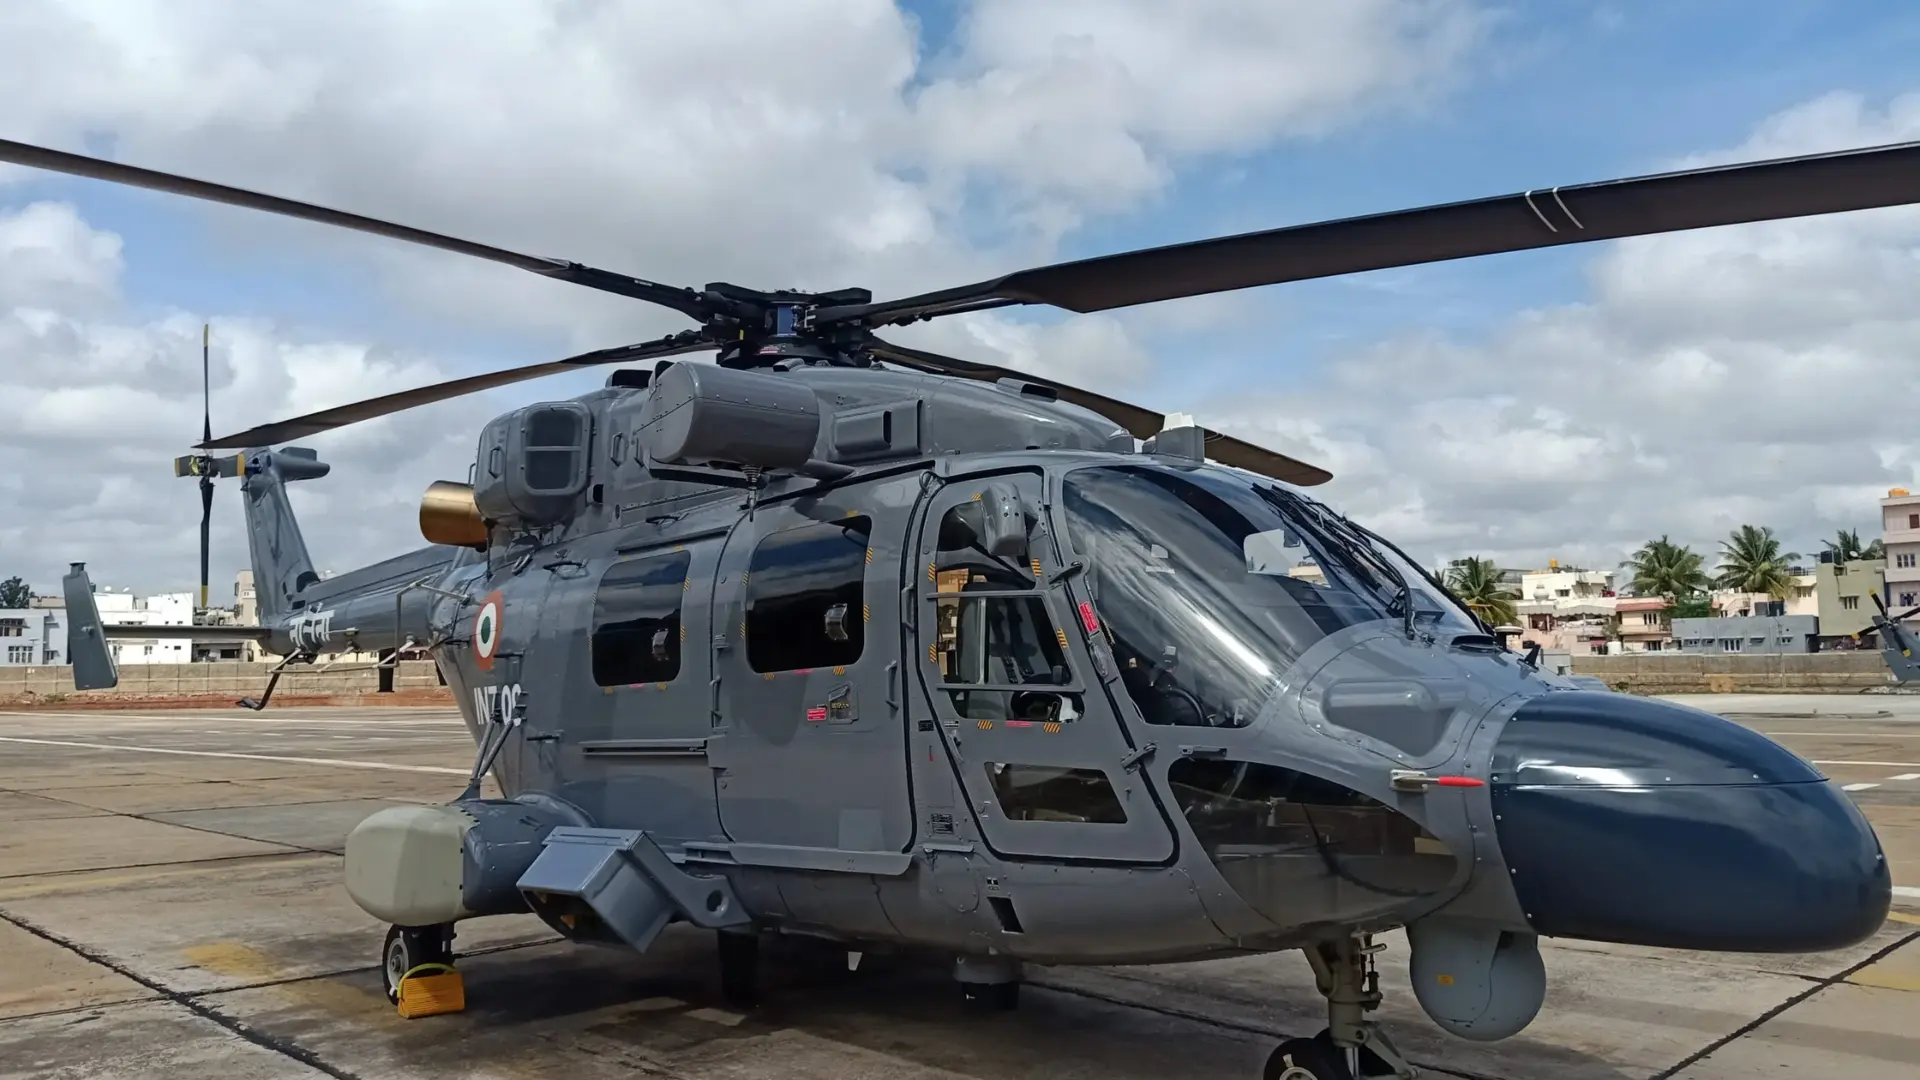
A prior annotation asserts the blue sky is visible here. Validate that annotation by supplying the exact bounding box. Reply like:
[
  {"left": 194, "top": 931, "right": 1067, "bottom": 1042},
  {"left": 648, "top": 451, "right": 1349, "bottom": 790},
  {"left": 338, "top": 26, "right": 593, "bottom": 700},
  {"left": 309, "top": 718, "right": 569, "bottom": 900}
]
[{"left": 14, "top": 0, "right": 1920, "bottom": 406}]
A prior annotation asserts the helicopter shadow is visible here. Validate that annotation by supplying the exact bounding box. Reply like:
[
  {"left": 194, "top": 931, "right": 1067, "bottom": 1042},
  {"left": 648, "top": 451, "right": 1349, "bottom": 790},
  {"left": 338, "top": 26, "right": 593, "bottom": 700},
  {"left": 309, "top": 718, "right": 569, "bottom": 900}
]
[{"left": 417, "top": 925, "right": 1636, "bottom": 1080}]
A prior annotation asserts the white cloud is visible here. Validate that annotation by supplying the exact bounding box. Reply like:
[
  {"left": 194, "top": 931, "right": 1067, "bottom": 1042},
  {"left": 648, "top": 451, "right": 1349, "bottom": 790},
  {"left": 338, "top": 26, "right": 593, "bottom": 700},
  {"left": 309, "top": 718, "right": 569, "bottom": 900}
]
[
  {"left": 0, "top": 2, "right": 1478, "bottom": 595},
  {"left": 1209, "top": 90, "right": 1920, "bottom": 575}
]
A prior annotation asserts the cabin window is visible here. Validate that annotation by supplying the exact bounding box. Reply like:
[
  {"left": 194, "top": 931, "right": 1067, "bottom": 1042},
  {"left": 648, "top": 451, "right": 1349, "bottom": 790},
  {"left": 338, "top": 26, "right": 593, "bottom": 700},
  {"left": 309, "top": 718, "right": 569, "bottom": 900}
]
[
  {"left": 984, "top": 763, "right": 1127, "bottom": 824},
  {"left": 590, "top": 550, "right": 692, "bottom": 686},
  {"left": 934, "top": 595, "right": 1069, "bottom": 686},
  {"left": 745, "top": 517, "right": 871, "bottom": 673},
  {"left": 929, "top": 500, "right": 1081, "bottom": 725}
]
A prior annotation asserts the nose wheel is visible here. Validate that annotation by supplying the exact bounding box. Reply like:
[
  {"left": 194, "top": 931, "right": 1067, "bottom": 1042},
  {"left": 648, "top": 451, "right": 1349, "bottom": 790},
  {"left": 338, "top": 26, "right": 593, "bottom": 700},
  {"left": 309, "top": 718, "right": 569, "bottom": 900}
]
[{"left": 1262, "top": 935, "right": 1415, "bottom": 1079}]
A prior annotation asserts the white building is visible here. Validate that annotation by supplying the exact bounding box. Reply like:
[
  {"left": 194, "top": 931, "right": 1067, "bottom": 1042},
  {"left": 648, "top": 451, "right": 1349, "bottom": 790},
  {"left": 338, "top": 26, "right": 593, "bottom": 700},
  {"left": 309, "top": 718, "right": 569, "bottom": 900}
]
[
  {"left": 0, "top": 608, "right": 66, "bottom": 665},
  {"left": 92, "top": 588, "right": 194, "bottom": 664},
  {"left": 1518, "top": 561, "right": 1613, "bottom": 607}
]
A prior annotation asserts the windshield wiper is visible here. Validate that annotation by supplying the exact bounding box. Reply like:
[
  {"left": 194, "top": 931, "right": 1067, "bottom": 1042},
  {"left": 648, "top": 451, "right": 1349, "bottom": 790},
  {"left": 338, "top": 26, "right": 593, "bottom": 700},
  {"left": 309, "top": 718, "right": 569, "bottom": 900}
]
[
  {"left": 1338, "top": 514, "right": 1497, "bottom": 637},
  {"left": 1256, "top": 486, "right": 1416, "bottom": 638}
]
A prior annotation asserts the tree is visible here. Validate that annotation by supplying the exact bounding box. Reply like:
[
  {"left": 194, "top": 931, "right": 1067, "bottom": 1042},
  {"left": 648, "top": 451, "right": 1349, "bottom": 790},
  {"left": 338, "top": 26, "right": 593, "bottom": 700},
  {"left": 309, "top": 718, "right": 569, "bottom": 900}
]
[
  {"left": 1714, "top": 525, "right": 1802, "bottom": 600},
  {"left": 1670, "top": 593, "right": 1714, "bottom": 619},
  {"left": 1444, "top": 556, "right": 1519, "bottom": 628},
  {"left": 1821, "top": 527, "right": 1884, "bottom": 563},
  {"left": 0, "top": 577, "right": 29, "bottom": 608},
  {"left": 1621, "top": 535, "right": 1710, "bottom": 599}
]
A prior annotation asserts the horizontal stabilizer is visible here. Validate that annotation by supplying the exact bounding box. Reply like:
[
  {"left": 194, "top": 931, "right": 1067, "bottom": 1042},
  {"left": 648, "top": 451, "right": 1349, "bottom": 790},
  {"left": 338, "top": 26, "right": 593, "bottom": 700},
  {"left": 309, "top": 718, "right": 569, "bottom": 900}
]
[{"left": 100, "top": 623, "right": 276, "bottom": 641}]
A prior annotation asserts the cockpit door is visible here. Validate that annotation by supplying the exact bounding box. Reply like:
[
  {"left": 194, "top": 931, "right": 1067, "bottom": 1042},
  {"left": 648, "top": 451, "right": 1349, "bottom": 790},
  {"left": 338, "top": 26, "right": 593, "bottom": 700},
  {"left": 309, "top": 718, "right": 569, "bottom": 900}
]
[{"left": 910, "top": 469, "right": 1177, "bottom": 863}]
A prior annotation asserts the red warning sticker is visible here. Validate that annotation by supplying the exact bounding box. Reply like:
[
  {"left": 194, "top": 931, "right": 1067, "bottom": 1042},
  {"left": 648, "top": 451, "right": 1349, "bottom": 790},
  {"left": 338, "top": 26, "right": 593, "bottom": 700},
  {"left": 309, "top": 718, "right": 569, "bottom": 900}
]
[
  {"left": 805, "top": 706, "right": 827, "bottom": 722},
  {"left": 1078, "top": 601, "right": 1099, "bottom": 635}
]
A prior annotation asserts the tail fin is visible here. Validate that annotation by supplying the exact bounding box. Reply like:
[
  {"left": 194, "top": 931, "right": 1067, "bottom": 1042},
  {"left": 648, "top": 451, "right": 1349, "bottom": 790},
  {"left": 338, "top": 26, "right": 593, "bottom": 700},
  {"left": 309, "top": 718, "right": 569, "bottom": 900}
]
[
  {"left": 240, "top": 447, "right": 331, "bottom": 621},
  {"left": 62, "top": 562, "right": 119, "bottom": 690}
]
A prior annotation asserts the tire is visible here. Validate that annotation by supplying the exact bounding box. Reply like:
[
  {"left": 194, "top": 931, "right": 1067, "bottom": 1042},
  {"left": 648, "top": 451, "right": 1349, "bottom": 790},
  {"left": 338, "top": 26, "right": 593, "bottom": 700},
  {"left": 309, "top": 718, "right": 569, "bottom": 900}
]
[
  {"left": 1262, "top": 1032, "right": 1392, "bottom": 1080},
  {"left": 381, "top": 925, "right": 452, "bottom": 1005}
]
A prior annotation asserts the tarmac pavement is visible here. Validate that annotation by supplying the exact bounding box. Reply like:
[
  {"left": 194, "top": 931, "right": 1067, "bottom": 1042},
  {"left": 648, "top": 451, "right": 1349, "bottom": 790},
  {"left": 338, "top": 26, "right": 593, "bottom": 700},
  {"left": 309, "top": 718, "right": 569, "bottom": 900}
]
[{"left": 0, "top": 698, "right": 1915, "bottom": 1080}]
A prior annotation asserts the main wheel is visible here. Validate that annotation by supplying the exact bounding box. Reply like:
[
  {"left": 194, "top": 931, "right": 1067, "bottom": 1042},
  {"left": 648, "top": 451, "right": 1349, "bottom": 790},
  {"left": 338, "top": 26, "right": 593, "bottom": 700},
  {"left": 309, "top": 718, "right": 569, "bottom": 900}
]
[
  {"left": 381, "top": 925, "right": 452, "bottom": 1005},
  {"left": 1262, "top": 1032, "right": 1391, "bottom": 1080}
]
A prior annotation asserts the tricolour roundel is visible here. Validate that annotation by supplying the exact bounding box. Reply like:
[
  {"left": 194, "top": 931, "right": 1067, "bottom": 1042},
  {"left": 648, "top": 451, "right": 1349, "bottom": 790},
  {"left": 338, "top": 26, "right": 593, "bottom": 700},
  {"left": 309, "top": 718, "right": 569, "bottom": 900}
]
[{"left": 474, "top": 590, "right": 505, "bottom": 671}]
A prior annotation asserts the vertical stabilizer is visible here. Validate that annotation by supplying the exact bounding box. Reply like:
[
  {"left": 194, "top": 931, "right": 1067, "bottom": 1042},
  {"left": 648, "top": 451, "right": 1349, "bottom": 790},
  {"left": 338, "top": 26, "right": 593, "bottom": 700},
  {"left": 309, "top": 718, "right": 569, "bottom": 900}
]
[
  {"left": 241, "top": 447, "right": 331, "bottom": 621},
  {"left": 61, "top": 562, "right": 118, "bottom": 690}
]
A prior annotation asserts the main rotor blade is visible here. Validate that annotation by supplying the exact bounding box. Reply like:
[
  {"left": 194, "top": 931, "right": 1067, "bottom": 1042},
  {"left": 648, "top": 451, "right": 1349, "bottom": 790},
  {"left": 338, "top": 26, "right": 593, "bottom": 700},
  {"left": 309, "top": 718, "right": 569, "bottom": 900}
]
[
  {"left": 826, "top": 139, "right": 1920, "bottom": 326},
  {"left": 199, "top": 334, "right": 715, "bottom": 449},
  {"left": 0, "top": 138, "right": 712, "bottom": 321},
  {"left": 866, "top": 339, "right": 1332, "bottom": 487}
]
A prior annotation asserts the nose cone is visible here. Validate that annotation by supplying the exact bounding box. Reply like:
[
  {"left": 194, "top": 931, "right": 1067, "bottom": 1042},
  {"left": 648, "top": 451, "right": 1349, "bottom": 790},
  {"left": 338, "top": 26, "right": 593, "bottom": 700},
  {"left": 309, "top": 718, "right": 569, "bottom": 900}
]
[{"left": 1489, "top": 691, "right": 1890, "bottom": 953}]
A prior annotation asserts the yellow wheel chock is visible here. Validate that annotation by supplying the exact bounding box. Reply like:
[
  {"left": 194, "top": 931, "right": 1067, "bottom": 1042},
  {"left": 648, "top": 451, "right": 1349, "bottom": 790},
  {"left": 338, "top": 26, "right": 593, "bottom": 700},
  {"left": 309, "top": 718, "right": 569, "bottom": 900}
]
[{"left": 395, "top": 961, "right": 465, "bottom": 1018}]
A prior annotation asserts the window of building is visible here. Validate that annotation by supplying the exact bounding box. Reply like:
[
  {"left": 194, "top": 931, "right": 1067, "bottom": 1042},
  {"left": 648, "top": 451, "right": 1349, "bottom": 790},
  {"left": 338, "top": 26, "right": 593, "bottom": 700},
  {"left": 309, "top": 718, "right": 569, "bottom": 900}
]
[
  {"left": 1640, "top": 612, "right": 1661, "bottom": 625},
  {"left": 1721, "top": 638, "right": 1743, "bottom": 651},
  {"left": 1842, "top": 596, "right": 1861, "bottom": 611},
  {"left": 1903, "top": 593, "right": 1916, "bottom": 607},
  {"left": 5, "top": 645, "right": 29, "bottom": 663},
  {"left": 1778, "top": 636, "right": 1795, "bottom": 645},
  {"left": 1749, "top": 637, "right": 1765, "bottom": 646},
  {"left": 590, "top": 550, "right": 692, "bottom": 687},
  {"left": 1900, "top": 553, "right": 1918, "bottom": 569},
  {"left": 1908, "top": 512, "right": 1917, "bottom": 529},
  {"left": 1795, "top": 586, "right": 1815, "bottom": 599},
  {"left": 985, "top": 763, "right": 1127, "bottom": 824},
  {"left": 746, "top": 517, "right": 871, "bottom": 673},
  {"left": 0, "top": 618, "right": 21, "bottom": 638}
]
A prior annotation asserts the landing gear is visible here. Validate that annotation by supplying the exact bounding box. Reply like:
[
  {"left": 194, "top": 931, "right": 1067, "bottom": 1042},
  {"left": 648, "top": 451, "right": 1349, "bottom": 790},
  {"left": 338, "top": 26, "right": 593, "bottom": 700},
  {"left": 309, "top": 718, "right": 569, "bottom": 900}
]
[
  {"left": 956, "top": 954, "right": 1022, "bottom": 1012},
  {"left": 718, "top": 928, "right": 760, "bottom": 1008},
  {"left": 380, "top": 924, "right": 453, "bottom": 1005},
  {"left": 1261, "top": 934, "right": 1414, "bottom": 1080}
]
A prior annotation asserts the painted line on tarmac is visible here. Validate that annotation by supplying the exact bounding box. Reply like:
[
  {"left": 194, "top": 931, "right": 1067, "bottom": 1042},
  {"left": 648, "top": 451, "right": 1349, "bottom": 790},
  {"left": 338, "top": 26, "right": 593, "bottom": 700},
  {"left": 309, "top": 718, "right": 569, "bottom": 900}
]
[
  {"left": 1844, "top": 782, "right": 1882, "bottom": 791},
  {"left": 0, "top": 736, "right": 466, "bottom": 775},
  {"left": 1811, "top": 759, "right": 1920, "bottom": 769},
  {"left": 1895, "top": 886, "right": 1920, "bottom": 902},
  {"left": 1765, "top": 730, "right": 1920, "bottom": 738}
]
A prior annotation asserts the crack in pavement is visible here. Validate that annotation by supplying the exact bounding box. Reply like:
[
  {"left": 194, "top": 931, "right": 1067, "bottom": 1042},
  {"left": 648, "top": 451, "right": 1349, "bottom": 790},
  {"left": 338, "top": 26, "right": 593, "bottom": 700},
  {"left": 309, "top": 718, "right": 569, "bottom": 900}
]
[{"left": 0, "top": 906, "right": 367, "bottom": 1080}]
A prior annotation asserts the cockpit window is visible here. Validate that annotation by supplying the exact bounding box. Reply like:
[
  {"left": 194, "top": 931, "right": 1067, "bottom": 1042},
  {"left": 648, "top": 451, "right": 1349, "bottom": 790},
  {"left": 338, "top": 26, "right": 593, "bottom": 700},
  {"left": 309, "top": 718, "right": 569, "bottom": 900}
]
[{"left": 1059, "top": 464, "right": 1405, "bottom": 728}]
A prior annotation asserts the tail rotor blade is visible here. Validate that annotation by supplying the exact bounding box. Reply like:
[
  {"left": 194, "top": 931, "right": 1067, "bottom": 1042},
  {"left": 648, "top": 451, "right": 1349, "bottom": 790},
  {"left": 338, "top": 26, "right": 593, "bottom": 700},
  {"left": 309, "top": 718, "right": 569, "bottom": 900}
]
[
  {"left": 198, "top": 475, "right": 213, "bottom": 614},
  {"left": 202, "top": 323, "right": 213, "bottom": 446}
]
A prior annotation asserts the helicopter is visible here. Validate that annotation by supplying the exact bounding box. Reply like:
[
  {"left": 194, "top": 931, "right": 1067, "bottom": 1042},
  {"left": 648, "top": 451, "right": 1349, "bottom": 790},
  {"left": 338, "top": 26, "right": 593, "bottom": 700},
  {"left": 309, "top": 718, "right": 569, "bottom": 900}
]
[{"left": 14, "top": 133, "right": 1915, "bottom": 1080}]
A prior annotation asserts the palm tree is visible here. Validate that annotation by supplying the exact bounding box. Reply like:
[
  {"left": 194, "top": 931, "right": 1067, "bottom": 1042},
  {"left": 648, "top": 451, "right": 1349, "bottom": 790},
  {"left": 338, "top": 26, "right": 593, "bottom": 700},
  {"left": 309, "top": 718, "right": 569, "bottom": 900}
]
[
  {"left": 1444, "top": 556, "right": 1519, "bottom": 627},
  {"left": 1715, "top": 525, "right": 1802, "bottom": 600},
  {"left": 1621, "top": 535, "right": 1710, "bottom": 599},
  {"left": 1821, "top": 527, "right": 1885, "bottom": 562}
]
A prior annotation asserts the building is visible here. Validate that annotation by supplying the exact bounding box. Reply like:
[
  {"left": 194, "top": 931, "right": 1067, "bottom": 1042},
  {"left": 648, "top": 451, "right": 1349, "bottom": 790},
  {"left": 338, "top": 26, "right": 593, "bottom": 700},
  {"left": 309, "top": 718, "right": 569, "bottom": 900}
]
[
  {"left": 1613, "top": 596, "right": 1674, "bottom": 652},
  {"left": 0, "top": 608, "right": 66, "bottom": 665},
  {"left": 91, "top": 588, "right": 194, "bottom": 664},
  {"left": 1882, "top": 488, "right": 1920, "bottom": 610},
  {"left": 1815, "top": 555, "right": 1884, "bottom": 645},
  {"left": 1518, "top": 560, "right": 1612, "bottom": 605},
  {"left": 1671, "top": 613, "right": 1818, "bottom": 654}
]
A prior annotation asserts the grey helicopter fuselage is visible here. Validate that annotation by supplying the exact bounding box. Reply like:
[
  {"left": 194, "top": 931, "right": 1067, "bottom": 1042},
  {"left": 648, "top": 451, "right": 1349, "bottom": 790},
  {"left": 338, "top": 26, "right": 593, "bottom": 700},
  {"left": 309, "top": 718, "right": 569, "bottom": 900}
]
[{"left": 200, "top": 357, "right": 1886, "bottom": 1024}]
